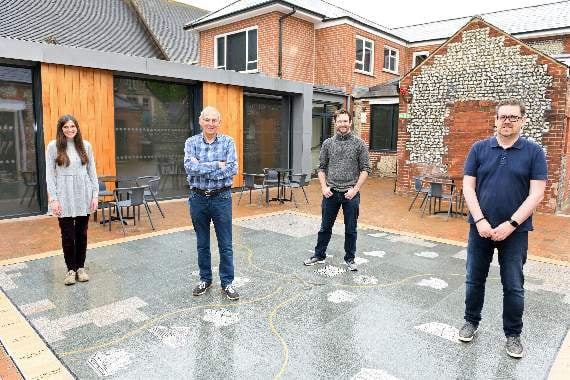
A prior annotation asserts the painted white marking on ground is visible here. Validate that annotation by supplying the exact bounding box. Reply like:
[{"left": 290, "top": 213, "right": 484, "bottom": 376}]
[
  {"left": 203, "top": 309, "right": 240, "bottom": 327},
  {"left": 327, "top": 290, "right": 357, "bottom": 304},
  {"left": 32, "top": 297, "right": 149, "bottom": 342},
  {"left": 414, "top": 251, "right": 439, "bottom": 259},
  {"left": 354, "top": 257, "right": 369, "bottom": 265},
  {"left": 414, "top": 322, "right": 460, "bottom": 342},
  {"left": 87, "top": 348, "right": 133, "bottom": 377},
  {"left": 19, "top": 299, "right": 56, "bottom": 316},
  {"left": 353, "top": 275, "right": 379, "bottom": 285},
  {"left": 453, "top": 249, "right": 498, "bottom": 267},
  {"left": 417, "top": 277, "right": 448, "bottom": 290},
  {"left": 235, "top": 214, "right": 343, "bottom": 237},
  {"left": 232, "top": 277, "right": 251, "bottom": 288},
  {"left": 367, "top": 232, "right": 387, "bottom": 238},
  {"left": 314, "top": 265, "right": 346, "bottom": 277},
  {"left": 525, "top": 261, "right": 570, "bottom": 304},
  {"left": 363, "top": 251, "right": 386, "bottom": 258},
  {"left": 149, "top": 326, "right": 192, "bottom": 348},
  {"left": 0, "top": 263, "right": 27, "bottom": 290},
  {"left": 351, "top": 367, "right": 401, "bottom": 380},
  {"left": 386, "top": 235, "right": 437, "bottom": 247}
]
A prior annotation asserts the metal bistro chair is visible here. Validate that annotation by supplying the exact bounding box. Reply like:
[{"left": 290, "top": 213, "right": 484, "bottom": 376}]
[
  {"left": 408, "top": 176, "right": 429, "bottom": 211},
  {"left": 262, "top": 168, "right": 280, "bottom": 203},
  {"left": 94, "top": 179, "right": 113, "bottom": 223},
  {"left": 421, "top": 180, "right": 456, "bottom": 220},
  {"left": 282, "top": 173, "right": 309, "bottom": 208},
  {"left": 109, "top": 186, "right": 155, "bottom": 235},
  {"left": 136, "top": 176, "right": 165, "bottom": 218},
  {"left": 237, "top": 173, "right": 266, "bottom": 207}
]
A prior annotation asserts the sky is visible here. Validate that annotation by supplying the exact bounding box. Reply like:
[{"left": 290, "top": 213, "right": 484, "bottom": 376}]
[{"left": 177, "top": 0, "right": 563, "bottom": 28}]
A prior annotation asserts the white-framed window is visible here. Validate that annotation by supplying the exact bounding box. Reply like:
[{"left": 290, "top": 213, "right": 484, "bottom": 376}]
[
  {"left": 355, "top": 35, "right": 374, "bottom": 75},
  {"left": 412, "top": 51, "right": 429, "bottom": 67},
  {"left": 383, "top": 46, "right": 399, "bottom": 73},
  {"left": 215, "top": 26, "right": 258, "bottom": 73}
]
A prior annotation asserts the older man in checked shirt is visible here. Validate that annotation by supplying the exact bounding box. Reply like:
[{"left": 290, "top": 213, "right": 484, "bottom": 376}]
[{"left": 184, "top": 106, "right": 239, "bottom": 300}]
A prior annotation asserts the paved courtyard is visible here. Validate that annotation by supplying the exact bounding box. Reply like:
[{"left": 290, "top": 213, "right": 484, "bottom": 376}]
[{"left": 1, "top": 212, "right": 569, "bottom": 379}]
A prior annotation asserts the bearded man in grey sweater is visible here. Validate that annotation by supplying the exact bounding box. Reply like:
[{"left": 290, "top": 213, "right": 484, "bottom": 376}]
[{"left": 304, "top": 109, "right": 371, "bottom": 271}]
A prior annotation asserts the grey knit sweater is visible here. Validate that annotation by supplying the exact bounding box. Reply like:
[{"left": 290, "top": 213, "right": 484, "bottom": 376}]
[{"left": 318, "top": 132, "right": 371, "bottom": 191}]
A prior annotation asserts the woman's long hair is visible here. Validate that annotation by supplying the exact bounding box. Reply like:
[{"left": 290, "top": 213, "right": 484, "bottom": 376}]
[{"left": 55, "top": 114, "right": 88, "bottom": 167}]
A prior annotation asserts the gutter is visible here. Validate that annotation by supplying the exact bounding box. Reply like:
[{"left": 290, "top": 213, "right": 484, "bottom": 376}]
[{"left": 278, "top": 8, "right": 296, "bottom": 78}]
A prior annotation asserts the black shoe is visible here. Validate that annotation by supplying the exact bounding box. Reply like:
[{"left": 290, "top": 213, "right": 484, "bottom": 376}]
[
  {"left": 345, "top": 260, "right": 358, "bottom": 271},
  {"left": 458, "top": 321, "right": 478, "bottom": 342},
  {"left": 222, "top": 284, "right": 240, "bottom": 300},
  {"left": 505, "top": 336, "right": 523, "bottom": 358},
  {"left": 303, "top": 256, "right": 325, "bottom": 266},
  {"left": 192, "top": 281, "right": 212, "bottom": 296}
]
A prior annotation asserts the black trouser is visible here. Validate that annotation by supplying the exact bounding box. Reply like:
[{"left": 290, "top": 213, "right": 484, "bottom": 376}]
[{"left": 58, "top": 215, "right": 89, "bottom": 271}]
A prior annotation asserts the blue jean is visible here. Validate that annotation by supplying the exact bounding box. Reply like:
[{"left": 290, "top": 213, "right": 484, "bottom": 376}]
[
  {"left": 314, "top": 190, "right": 360, "bottom": 262},
  {"left": 464, "top": 225, "right": 528, "bottom": 337},
  {"left": 188, "top": 190, "right": 234, "bottom": 288}
]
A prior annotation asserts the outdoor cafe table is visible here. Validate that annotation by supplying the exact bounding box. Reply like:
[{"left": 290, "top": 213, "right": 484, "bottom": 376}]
[{"left": 266, "top": 168, "right": 292, "bottom": 204}]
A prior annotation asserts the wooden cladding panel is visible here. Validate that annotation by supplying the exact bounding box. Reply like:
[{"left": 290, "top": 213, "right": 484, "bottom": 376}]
[
  {"left": 202, "top": 83, "right": 244, "bottom": 187},
  {"left": 41, "top": 63, "right": 116, "bottom": 177}
]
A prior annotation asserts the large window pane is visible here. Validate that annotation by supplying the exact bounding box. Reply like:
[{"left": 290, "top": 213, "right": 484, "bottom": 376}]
[
  {"left": 244, "top": 95, "right": 290, "bottom": 174},
  {"left": 370, "top": 104, "right": 398, "bottom": 151},
  {"left": 0, "top": 65, "right": 39, "bottom": 218},
  {"left": 114, "top": 78, "right": 193, "bottom": 198},
  {"left": 247, "top": 29, "right": 257, "bottom": 63},
  {"left": 216, "top": 37, "right": 225, "bottom": 68},
  {"left": 227, "top": 31, "right": 246, "bottom": 71}
]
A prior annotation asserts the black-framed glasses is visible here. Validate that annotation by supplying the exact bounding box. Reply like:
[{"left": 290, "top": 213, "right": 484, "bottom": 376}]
[{"left": 497, "top": 115, "right": 523, "bottom": 122}]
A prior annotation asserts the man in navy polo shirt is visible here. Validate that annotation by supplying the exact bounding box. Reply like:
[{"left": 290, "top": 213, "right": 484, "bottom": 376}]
[{"left": 457, "top": 99, "right": 547, "bottom": 358}]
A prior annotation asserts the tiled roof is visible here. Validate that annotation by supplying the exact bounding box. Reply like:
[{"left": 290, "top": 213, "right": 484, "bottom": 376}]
[
  {"left": 394, "top": 1, "right": 570, "bottom": 42},
  {"left": 0, "top": 0, "right": 206, "bottom": 62},
  {"left": 187, "top": 0, "right": 570, "bottom": 44},
  {"left": 0, "top": 0, "right": 163, "bottom": 58},
  {"left": 186, "top": 0, "right": 392, "bottom": 33},
  {"left": 132, "top": 0, "right": 208, "bottom": 63}
]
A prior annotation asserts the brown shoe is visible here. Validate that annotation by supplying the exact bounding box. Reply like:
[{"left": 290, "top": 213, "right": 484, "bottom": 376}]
[
  {"left": 76, "top": 268, "right": 89, "bottom": 282},
  {"left": 64, "top": 270, "right": 76, "bottom": 285}
]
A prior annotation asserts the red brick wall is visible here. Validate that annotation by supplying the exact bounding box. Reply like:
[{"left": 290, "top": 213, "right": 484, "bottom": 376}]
[
  {"left": 397, "top": 20, "right": 569, "bottom": 213},
  {"left": 522, "top": 34, "right": 570, "bottom": 54},
  {"left": 199, "top": 12, "right": 314, "bottom": 83},
  {"left": 315, "top": 25, "right": 407, "bottom": 93}
]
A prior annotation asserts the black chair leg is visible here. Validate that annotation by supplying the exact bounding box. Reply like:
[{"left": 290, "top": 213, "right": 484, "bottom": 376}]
[
  {"left": 144, "top": 203, "right": 155, "bottom": 230},
  {"left": 301, "top": 187, "right": 309, "bottom": 204},
  {"left": 150, "top": 193, "right": 165, "bottom": 217},
  {"left": 116, "top": 206, "right": 126, "bottom": 236}
]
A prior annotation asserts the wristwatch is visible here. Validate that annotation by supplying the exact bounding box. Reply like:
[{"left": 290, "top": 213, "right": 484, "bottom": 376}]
[{"left": 508, "top": 218, "right": 519, "bottom": 228}]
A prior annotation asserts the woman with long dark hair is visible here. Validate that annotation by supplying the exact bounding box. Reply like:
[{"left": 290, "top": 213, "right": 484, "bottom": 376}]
[{"left": 46, "top": 115, "right": 98, "bottom": 285}]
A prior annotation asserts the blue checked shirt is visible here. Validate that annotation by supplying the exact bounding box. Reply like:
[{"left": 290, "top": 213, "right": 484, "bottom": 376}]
[{"left": 184, "top": 133, "right": 238, "bottom": 190}]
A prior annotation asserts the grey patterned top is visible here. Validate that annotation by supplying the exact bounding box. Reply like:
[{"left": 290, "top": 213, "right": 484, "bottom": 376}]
[
  {"left": 319, "top": 132, "right": 371, "bottom": 191},
  {"left": 46, "top": 140, "right": 98, "bottom": 218}
]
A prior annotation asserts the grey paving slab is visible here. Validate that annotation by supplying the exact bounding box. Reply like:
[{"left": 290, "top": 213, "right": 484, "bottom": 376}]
[{"left": 1, "top": 212, "right": 568, "bottom": 379}]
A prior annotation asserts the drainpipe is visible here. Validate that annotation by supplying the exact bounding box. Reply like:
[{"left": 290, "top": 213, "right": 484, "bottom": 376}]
[{"left": 278, "top": 8, "right": 296, "bottom": 78}]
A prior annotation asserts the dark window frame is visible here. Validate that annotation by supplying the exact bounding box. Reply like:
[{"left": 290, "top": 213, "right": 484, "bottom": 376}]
[
  {"left": 369, "top": 103, "right": 399, "bottom": 152},
  {"left": 215, "top": 27, "right": 258, "bottom": 73}
]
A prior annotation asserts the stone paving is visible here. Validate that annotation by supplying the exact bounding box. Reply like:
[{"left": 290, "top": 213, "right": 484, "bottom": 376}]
[{"left": 1, "top": 212, "right": 569, "bottom": 379}]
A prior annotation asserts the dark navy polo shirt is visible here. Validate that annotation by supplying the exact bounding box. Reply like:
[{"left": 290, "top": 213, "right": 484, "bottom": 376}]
[{"left": 464, "top": 136, "right": 547, "bottom": 232}]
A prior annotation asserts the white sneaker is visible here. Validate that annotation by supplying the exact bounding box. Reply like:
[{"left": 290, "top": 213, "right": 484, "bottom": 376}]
[
  {"left": 76, "top": 268, "right": 89, "bottom": 282},
  {"left": 64, "top": 270, "right": 76, "bottom": 285}
]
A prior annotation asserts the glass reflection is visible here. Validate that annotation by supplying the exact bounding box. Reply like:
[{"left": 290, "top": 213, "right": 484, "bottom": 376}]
[
  {"left": 114, "top": 78, "right": 193, "bottom": 198},
  {"left": 0, "top": 65, "right": 39, "bottom": 218}
]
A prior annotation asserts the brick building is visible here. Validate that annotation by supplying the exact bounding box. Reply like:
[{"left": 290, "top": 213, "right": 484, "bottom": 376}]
[{"left": 187, "top": 0, "right": 570, "bottom": 213}]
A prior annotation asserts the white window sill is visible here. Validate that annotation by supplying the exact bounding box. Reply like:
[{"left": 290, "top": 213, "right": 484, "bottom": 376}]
[
  {"left": 382, "top": 68, "right": 399, "bottom": 75},
  {"left": 354, "top": 69, "right": 375, "bottom": 77}
]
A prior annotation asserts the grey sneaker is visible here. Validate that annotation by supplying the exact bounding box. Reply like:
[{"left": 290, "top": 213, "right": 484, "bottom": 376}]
[
  {"left": 222, "top": 284, "right": 240, "bottom": 300},
  {"left": 303, "top": 256, "right": 325, "bottom": 266},
  {"left": 458, "top": 322, "right": 478, "bottom": 342},
  {"left": 76, "top": 268, "right": 89, "bottom": 282},
  {"left": 64, "top": 270, "right": 76, "bottom": 286},
  {"left": 505, "top": 336, "right": 523, "bottom": 358},
  {"left": 345, "top": 260, "right": 358, "bottom": 271},
  {"left": 192, "top": 281, "right": 212, "bottom": 296}
]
